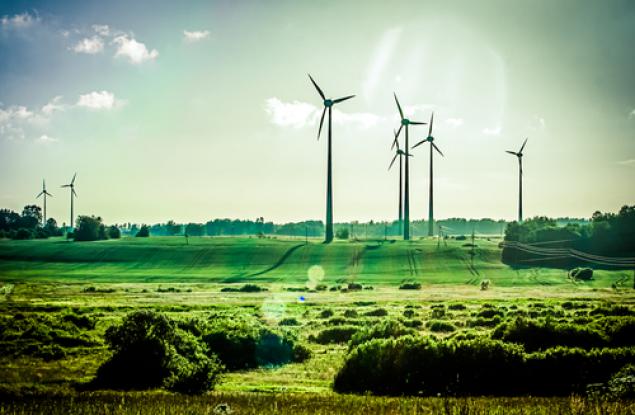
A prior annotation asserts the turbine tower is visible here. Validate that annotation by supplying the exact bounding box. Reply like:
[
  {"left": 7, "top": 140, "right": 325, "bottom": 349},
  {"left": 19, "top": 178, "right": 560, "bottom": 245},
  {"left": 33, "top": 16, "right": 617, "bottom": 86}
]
[
  {"left": 36, "top": 179, "right": 53, "bottom": 226},
  {"left": 61, "top": 173, "right": 77, "bottom": 230},
  {"left": 393, "top": 93, "right": 426, "bottom": 240},
  {"left": 389, "top": 129, "right": 411, "bottom": 235},
  {"left": 506, "top": 138, "right": 528, "bottom": 222},
  {"left": 308, "top": 74, "right": 355, "bottom": 243},
  {"left": 412, "top": 112, "right": 444, "bottom": 236}
]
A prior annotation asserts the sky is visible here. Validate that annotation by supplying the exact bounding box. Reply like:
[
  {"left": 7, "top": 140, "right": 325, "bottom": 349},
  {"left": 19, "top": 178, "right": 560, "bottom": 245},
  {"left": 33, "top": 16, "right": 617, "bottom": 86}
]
[{"left": 0, "top": 0, "right": 634, "bottom": 226}]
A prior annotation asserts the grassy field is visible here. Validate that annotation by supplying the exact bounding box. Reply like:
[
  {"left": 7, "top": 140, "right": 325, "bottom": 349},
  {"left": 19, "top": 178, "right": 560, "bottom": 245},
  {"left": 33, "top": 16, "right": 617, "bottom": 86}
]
[
  {"left": 1, "top": 236, "right": 633, "bottom": 414},
  {"left": 0, "top": 236, "right": 632, "bottom": 287}
]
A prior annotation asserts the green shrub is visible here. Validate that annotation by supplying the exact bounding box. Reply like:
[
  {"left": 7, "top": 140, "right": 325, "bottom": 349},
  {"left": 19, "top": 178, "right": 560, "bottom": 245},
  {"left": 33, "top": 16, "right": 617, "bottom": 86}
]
[
  {"left": 343, "top": 309, "right": 358, "bottom": 318},
  {"left": 491, "top": 318, "right": 607, "bottom": 351},
  {"left": 569, "top": 267, "right": 593, "bottom": 281},
  {"left": 278, "top": 318, "right": 300, "bottom": 326},
  {"left": 311, "top": 326, "right": 358, "bottom": 344},
  {"left": 319, "top": 309, "right": 334, "bottom": 319},
  {"left": 364, "top": 308, "right": 388, "bottom": 317},
  {"left": 220, "top": 284, "right": 268, "bottom": 293},
  {"left": 399, "top": 282, "right": 422, "bottom": 290},
  {"left": 478, "top": 308, "right": 504, "bottom": 318},
  {"left": 427, "top": 320, "right": 456, "bottom": 333},
  {"left": 590, "top": 305, "right": 634, "bottom": 317},
  {"left": 448, "top": 304, "right": 467, "bottom": 311},
  {"left": 349, "top": 320, "right": 415, "bottom": 350},
  {"left": 334, "top": 335, "right": 635, "bottom": 396},
  {"left": 91, "top": 311, "right": 222, "bottom": 393},
  {"left": 200, "top": 317, "right": 308, "bottom": 370}
]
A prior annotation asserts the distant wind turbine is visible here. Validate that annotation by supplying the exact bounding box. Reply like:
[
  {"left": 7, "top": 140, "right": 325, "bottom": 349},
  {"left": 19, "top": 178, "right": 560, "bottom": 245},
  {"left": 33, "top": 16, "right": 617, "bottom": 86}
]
[
  {"left": 388, "top": 129, "right": 412, "bottom": 235},
  {"left": 412, "top": 112, "right": 444, "bottom": 236},
  {"left": 308, "top": 74, "right": 355, "bottom": 243},
  {"left": 36, "top": 179, "right": 53, "bottom": 226},
  {"left": 61, "top": 173, "right": 77, "bottom": 230},
  {"left": 506, "top": 138, "right": 528, "bottom": 222},
  {"left": 393, "top": 93, "right": 427, "bottom": 240}
]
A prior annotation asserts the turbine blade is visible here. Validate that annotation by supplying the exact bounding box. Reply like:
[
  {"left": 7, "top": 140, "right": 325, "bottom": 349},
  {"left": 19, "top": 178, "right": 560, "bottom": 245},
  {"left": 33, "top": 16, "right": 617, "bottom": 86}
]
[
  {"left": 333, "top": 95, "right": 355, "bottom": 104},
  {"left": 308, "top": 74, "right": 325, "bottom": 100},
  {"left": 411, "top": 140, "right": 426, "bottom": 149},
  {"left": 409, "top": 121, "right": 427, "bottom": 125},
  {"left": 71, "top": 173, "right": 77, "bottom": 185},
  {"left": 506, "top": 151, "right": 518, "bottom": 155},
  {"left": 388, "top": 153, "right": 398, "bottom": 170},
  {"left": 395, "top": 124, "right": 403, "bottom": 141},
  {"left": 406, "top": 153, "right": 414, "bottom": 157},
  {"left": 429, "top": 112, "right": 434, "bottom": 136},
  {"left": 46, "top": 191, "right": 53, "bottom": 197},
  {"left": 519, "top": 137, "right": 528, "bottom": 153},
  {"left": 391, "top": 129, "right": 400, "bottom": 150},
  {"left": 61, "top": 184, "right": 70, "bottom": 188},
  {"left": 36, "top": 192, "right": 43, "bottom": 198},
  {"left": 317, "top": 107, "right": 326, "bottom": 140},
  {"left": 432, "top": 142, "right": 444, "bottom": 157},
  {"left": 393, "top": 93, "right": 404, "bottom": 119},
  {"left": 72, "top": 189, "right": 78, "bottom": 197}
]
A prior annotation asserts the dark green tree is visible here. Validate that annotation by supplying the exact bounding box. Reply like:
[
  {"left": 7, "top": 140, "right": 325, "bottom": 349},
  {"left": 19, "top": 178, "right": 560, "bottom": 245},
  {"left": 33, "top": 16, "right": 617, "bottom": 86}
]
[{"left": 74, "top": 216, "right": 103, "bottom": 241}]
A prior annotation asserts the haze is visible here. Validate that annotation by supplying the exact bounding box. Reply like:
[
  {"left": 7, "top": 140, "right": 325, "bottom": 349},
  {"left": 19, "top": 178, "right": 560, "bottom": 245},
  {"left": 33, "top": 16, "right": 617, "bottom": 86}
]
[{"left": 1, "top": 0, "right": 634, "bottom": 225}]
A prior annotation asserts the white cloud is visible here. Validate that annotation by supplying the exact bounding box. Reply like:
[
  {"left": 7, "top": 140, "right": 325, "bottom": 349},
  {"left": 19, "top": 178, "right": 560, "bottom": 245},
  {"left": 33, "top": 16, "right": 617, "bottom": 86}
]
[
  {"left": 37, "top": 134, "right": 58, "bottom": 143},
  {"left": 92, "top": 24, "right": 110, "bottom": 36},
  {"left": 629, "top": 109, "right": 635, "bottom": 119},
  {"left": 113, "top": 35, "right": 158, "bottom": 64},
  {"left": 445, "top": 118, "right": 464, "bottom": 128},
  {"left": 482, "top": 126, "right": 502, "bottom": 136},
  {"left": 617, "top": 159, "right": 635, "bottom": 166},
  {"left": 183, "top": 30, "right": 210, "bottom": 42},
  {"left": 41, "top": 96, "right": 65, "bottom": 115},
  {"left": 265, "top": 98, "right": 318, "bottom": 128},
  {"left": 1, "top": 12, "right": 39, "bottom": 28},
  {"left": 72, "top": 36, "right": 104, "bottom": 54},
  {"left": 76, "top": 91, "right": 124, "bottom": 110},
  {"left": 265, "top": 98, "right": 383, "bottom": 130}
]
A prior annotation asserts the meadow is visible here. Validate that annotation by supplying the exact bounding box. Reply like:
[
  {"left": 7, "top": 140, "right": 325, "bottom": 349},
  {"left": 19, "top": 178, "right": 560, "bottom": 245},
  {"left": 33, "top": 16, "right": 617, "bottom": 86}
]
[{"left": 0, "top": 236, "right": 633, "bottom": 414}]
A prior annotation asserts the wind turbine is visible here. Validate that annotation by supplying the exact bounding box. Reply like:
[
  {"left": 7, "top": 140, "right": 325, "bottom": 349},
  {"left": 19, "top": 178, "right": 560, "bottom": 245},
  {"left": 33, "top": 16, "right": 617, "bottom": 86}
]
[
  {"left": 393, "top": 93, "right": 427, "bottom": 240},
  {"left": 61, "top": 173, "right": 77, "bottom": 230},
  {"left": 412, "top": 112, "right": 444, "bottom": 237},
  {"left": 36, "top": 179, "right": 53, "bottom": 226},
  {"left": 308, "top": 74, "right": 355, "bottom": 243},
  {"left": 388, "top": 129, "right": 412, "bottom": 235},
  {"left": 506, "top": 138, "right": 528, "bottom": 222}
]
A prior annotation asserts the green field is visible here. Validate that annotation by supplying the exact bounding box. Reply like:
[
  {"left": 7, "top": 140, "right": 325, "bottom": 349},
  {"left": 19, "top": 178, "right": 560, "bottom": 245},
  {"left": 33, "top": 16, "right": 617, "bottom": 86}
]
[
  {"left": 1, "top": 236, "right": 634, "bottom": 414},
  {"left": 0, "top": 236, "right": 632, "bottom": 287}
]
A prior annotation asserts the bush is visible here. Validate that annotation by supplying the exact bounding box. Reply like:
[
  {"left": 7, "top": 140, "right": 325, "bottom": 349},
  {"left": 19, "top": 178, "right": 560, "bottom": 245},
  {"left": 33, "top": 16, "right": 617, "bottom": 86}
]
[
  {"left": 399, "top": 282, "right": 422, "bottom": 290},
  {"left": 91, "top": 311, "right": 222, "bottom": 393},
  {"left": 335, "top": 228, "right": 349, "bottom": 239},
  {"left": 364, "top": 308, "right": 388, "bottom": 317},
  {"left": 14, "top": 228, "right": 33, "bottom": 240},
  {"left": 220, "top": 284, "right": 268, "bottom": 293},
  {"left": 343, "top": 309, "right": 358, "bottom": 318},
  {"left": 427, "top": 320, "right": 456, "bottom": 333},
  {"left": 491, "top": 317, "right": 608, "bottom": 352},
  {"left": 311, "top": 326, "right": 358, "bottom": 344},
  {"left": 569, "top": 267, "right": 593, "bottom": 281},
  {"left": 319, "top": 309, "right": 334, "bottom": 319},
  {"left": 108, "top": 226, "right": 121, "bottom": 239},
  {"left": 449, "top": 303, "right": 467, "bottom": 311},
  {"left": 334, "top": 335, "right": 635, "bottom": 396},
  {"left": 278, "top": 318, "right": 300, "bottom": 326},
  {"left": 201, "top": 317, "right": 308, "bottom": 370},
  {"left": 590, "top": 305, "right": 634, "bottom": 317},
  {"left": 349, "top": 320, "right": 416, "bottom": 350},
  {"left": 136, "top": 225, "right": 150, "bottom": 237}
]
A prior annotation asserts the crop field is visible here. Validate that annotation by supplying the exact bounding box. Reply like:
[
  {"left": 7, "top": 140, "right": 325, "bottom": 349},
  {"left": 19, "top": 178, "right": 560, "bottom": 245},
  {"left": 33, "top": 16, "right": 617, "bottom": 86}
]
[{"left": 1, "top": 237, "right": 634, "bottom": 414}]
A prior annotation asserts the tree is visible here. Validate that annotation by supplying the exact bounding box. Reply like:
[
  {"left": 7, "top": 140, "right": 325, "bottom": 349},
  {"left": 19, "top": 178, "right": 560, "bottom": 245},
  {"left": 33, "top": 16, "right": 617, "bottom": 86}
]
[
  {"left": 74, "top": 216, "right": 103, "bottom": 241},
  {"left": 136, "top": 225, "right": 150, "bottom": 237},
  {"left": 0, "top": 209, "right": 20, "bottom": 231},
  {"left": 44, "top": 218, "right": 62, "bottom": 236},
  {"left": 108, "top": 225, "right": 121, "bottom": 239},
  {"left": 20, "top": 205, "right": 42, "bottom": 230}
]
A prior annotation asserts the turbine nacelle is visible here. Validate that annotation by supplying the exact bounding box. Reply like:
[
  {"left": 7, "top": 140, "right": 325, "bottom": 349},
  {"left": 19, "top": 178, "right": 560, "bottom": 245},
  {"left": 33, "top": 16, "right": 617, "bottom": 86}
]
[
  {"left": 401, "top": 118, "right": 410, "bottom": 126},
  {"left": 323, "top": 99, "right": 333, "bottom": 107}
]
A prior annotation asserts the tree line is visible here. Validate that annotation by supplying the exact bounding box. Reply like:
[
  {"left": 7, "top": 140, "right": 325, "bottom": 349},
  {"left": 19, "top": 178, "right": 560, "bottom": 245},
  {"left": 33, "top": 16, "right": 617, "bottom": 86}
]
[{"left": 502, "top": 205, "right": 635, "bottom": 268}]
